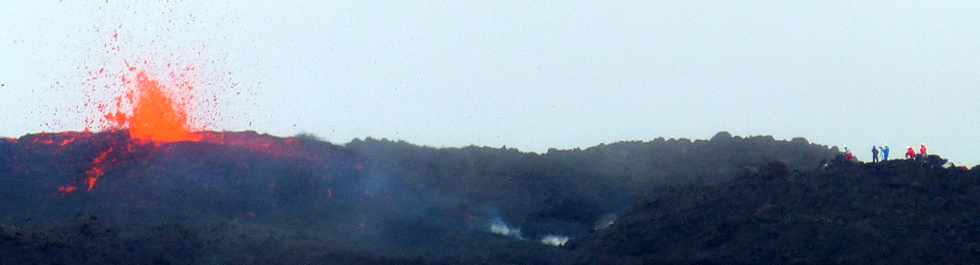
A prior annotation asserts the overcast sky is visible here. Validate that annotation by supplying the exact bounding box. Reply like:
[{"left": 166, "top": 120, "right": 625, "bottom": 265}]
[{"left": 1, "top": 1, "right": 978, "bottom": 165}]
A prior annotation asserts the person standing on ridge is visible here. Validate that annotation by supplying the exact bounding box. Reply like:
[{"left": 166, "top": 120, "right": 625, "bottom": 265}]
[
  {"left": 919, "top": 144, "right": 928, "bottom": 158},
  {"left": 871, "top": 145, "right": 879, "bottom": 163},
  {"left": 844, "top": 147, "right": 855, "bottom": 161},
  {"left": 881, "top": 145, "right": 890, "bottom": 161},
  {"left": 906, "top": 146, "right": 916, "bottom": 159}
]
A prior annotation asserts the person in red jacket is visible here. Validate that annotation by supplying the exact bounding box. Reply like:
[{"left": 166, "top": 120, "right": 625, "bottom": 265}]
[
  {"left": 905, "top": 146, "right": 916, "bottom": 159},
  {"left": 844, "top": 147, "right": 855, "bottom": 161},
  {"left": 919, "top": 144, "right": 928, "bottom": 158}
]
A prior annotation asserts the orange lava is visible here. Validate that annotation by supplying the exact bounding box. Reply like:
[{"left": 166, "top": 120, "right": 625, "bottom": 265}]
[
  {"left": 25, "top": 132, "right": 91, "bottom": 150},
  {"left": 61, "top": 30, "right": 227, "bottom": 194},
  {"left": 198, "top": 132, "right": 321, "bottom": 160},
  {"left": 107, "top": 71, "right": 202, "bottom": 143},
  {"left": 68, "top": 68, "right": 209, "bottom": 193},
  {"left": 58, "top": 185, "right": 78, "bottom": 195},
  {"left": 85, "top": 147, "right": 115, "bottom": 192}
]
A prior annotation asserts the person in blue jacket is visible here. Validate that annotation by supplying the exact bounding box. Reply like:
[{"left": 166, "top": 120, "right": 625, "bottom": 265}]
[{"left": 881, "top": 145, "right": 890, "bottom": 161}]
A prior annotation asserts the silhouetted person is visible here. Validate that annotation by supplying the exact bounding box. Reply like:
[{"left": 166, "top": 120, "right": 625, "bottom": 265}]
[
  {"left": 905, "top": 146, "right": 916, "bottom": 159},
  {"left": 871, "top": 145, "right": 879, "bottom": 163},
  {"left": 881, "top": 145, "right": 890, "bottom": 161}
]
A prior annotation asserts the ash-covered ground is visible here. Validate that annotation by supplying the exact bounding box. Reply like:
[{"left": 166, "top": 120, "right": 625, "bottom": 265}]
[{"left": 1, "top": 131, "right": 975, "bottom": 265}]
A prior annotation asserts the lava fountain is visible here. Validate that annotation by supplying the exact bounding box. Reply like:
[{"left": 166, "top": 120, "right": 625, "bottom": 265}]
[
  {"left": 104, "top": 70, "right": 203, "bottom": 143},
  {"left": 66, "top": 65, "right": 309, "bottom": 193},
  {"left": 69, "top": 67, "right": 208, "bottom": 193}
]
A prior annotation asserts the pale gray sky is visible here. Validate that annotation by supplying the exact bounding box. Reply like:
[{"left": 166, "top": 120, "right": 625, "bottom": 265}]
[{"left": 1, "top": 1, "right": 978, "bottom": 165}]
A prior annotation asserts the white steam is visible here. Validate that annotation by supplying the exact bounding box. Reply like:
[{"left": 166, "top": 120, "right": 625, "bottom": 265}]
[
  {"left": 540, "top": 235, "right": 570, "bottom": 247},
  {"left": 486, "top": 218, "right": 572, "bottom": 247},
  {"left": 488, "top": 218, "right": 524, "bottom": 240}
]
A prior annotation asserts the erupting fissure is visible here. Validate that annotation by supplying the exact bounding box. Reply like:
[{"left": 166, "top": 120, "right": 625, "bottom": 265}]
[
  {"left": 66, "top": 67, "right": 208, "bottom": 193},
  {"left": 53, "top": 29, "right": 239, "bottom": 194}
]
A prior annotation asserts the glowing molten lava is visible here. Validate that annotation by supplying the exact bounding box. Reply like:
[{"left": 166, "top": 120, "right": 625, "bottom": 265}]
[
  {"left": 85, "top": 147, "right": 115, "bottom": 191},
  {"left": 54, "top": 30, "right": 237, "bottom": 194},
  {"left": 58, "top": 185, "right": 78, "bottom": 195},
  {"left": 65, "top": 69, "right": 208, "bottom": 194},
  {"left": 107, "top": 71, "right": 202, "bottom": 143}
]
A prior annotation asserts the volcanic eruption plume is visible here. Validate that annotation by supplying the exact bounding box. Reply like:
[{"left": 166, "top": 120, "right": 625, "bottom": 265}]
[
  {"left": 66, "top": 67, "right": 208, "bottom": 193},
  {"left": 59, "top": 61, "right": 312, "bottom": 193}
]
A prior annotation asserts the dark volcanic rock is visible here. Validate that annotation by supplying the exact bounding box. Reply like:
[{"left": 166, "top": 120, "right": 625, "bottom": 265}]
[
  {"left": 574, "top": 159, "right": 980, "bottom": 265},
  {"left": 0, "top": 130, "right": 886, "bottom": 264}
]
